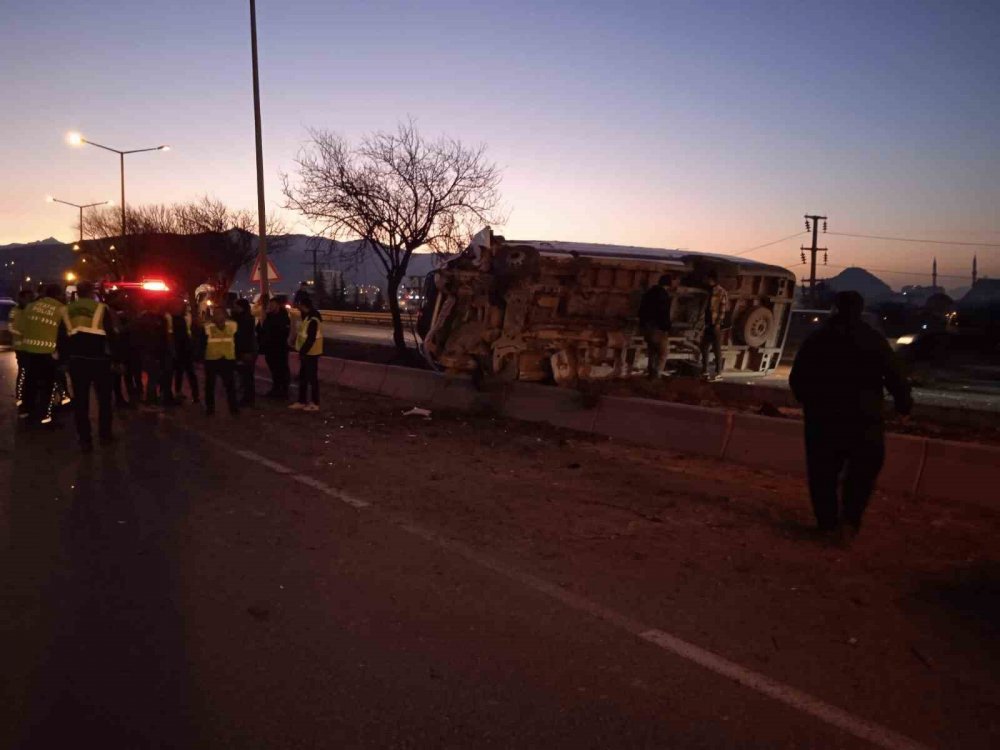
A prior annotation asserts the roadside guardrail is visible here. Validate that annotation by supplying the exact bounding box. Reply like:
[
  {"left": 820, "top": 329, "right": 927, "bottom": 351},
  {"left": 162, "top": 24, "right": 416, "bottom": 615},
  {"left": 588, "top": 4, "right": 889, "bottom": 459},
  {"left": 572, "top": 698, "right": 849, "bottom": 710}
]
[{"left": 319, "top": 310, "right": 395, "bottom": 326}]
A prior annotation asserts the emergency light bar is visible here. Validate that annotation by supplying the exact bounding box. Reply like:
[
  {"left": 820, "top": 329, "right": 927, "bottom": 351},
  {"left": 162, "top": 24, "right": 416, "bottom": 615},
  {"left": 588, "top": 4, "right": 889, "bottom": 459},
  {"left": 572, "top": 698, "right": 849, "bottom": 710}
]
[{"left": 141, "top": 280, "right": 170, "bottom": 292}]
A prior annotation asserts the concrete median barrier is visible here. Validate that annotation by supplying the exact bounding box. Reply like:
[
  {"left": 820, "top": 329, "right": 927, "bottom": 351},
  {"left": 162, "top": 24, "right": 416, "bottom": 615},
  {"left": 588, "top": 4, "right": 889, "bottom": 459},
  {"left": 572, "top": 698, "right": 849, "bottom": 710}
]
[
  {"left": 336, "top": 360, "right": 388, "bottom": 394},
  {"left": 593, "top": 397, "right": 729, "bottom": 456},
  {"left": 431, "top": 375, "right": 488, "bottom": 412},
  {"left": 380, "top": 367, "right": 441, "bottom": 403},
  {"left": 723, "top": 413, "right": 804, "bottom": 475},
  {"left": 916, "top": 438, "right": 1000, "bottom": 507},
  {"left": 502, "top": 382, "right": 599, "bottom": 432},
  {"left": 316, "top": 356, "right": 346, "bottom": 384}
]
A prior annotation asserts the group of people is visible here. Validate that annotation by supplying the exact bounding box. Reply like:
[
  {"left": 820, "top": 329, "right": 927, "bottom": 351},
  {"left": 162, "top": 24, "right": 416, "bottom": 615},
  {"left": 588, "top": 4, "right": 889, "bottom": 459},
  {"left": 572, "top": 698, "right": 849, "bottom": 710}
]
[
  {"left": 638, "top": 269, "right": 728, "bottom": 381},
  {"left": 9, "top": 281, "right": 326, "bottom": 451}
]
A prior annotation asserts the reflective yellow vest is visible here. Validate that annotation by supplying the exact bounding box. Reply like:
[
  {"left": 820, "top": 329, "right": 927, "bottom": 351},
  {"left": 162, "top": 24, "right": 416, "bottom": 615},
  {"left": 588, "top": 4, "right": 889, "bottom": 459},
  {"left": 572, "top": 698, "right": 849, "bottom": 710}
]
[
  {"left": 9, "top": 305, "right": 24, "bottom": 350},
  {"left": 63, "top": 298, "right": 108, "bottom": 337},
  {"left": 204, "top": 320, "right": 237, "bottom": 360},
  {"left": 296, "top": 315, "right": 323, "bottom": 356},
  {"left": 19, "top": 297, "right": 65, "bottom": 354}
]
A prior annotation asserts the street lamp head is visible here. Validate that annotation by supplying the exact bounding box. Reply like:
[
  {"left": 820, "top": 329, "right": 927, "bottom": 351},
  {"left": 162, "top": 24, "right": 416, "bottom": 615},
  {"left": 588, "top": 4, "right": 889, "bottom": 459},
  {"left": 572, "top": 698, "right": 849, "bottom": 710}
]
[
  {"left": 158, "top": 145, "right": 171, "bottom": 151},
  {"left": 45, "top": 195, "right": 54, "bottom": 203},
  {"left": 67, "top": 132, "right": 84, "bottom": 146},
  {"left": 106, "top": 199, "right": 115, "bottom": 206}
]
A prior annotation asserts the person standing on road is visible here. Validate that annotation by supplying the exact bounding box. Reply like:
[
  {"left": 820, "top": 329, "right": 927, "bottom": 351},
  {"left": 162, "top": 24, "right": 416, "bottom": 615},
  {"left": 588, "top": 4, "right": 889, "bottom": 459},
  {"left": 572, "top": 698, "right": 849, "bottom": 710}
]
[
  {"left": 790, "top": 291, "right": 913, "bottom": 544},
  {"left": 134, "top": 301, "right": 169, "bottom": 406},
  {"left": 171, "top": 299, "right": 199, "bottom": 403},
  {"left": 638, "top": 274, "right": 674, "bottom": 379},
  {"left": 260, "top": 296, "right": 291, "bottom": 398},
  {"left": 203, "top": 305, "right": 239, "bottom": 417},
  {"left": 18, "top": 284, "right": 66, "bottom": 426},
  {"left": 9, "top": 288, "right": 36, "bottom": 410},
  {"left": 700, "top": 270, "right": 729, "bottom": 382},
  {"left": 61, "top": 280, "right": 116, "bottom": 451},
  {"left": 233, "top": 298, "right": 258, "bottom": 407},
  {"left": 290, "top": 295, "right": 322, "bottom": 412}
]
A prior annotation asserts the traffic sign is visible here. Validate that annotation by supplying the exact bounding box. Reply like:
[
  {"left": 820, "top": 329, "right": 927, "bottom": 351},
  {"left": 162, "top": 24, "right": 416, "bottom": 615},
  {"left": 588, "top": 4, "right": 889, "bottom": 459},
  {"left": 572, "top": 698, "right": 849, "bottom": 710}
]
[{"left": 250, "top": 255, "right": 281, "bottom": 283}]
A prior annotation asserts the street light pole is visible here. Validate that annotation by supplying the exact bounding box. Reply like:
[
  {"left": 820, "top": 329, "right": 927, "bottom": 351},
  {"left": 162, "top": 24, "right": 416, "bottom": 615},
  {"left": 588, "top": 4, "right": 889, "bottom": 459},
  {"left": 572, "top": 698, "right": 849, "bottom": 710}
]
[
  {"left": 249, "top": 0, "right": 270, "bottom": 299},
  {"left": 46, "top": 196, "right": 112, "bottom": 243},
  {"left": 67, "top": 133, "right": 169, "bottom": 252}
]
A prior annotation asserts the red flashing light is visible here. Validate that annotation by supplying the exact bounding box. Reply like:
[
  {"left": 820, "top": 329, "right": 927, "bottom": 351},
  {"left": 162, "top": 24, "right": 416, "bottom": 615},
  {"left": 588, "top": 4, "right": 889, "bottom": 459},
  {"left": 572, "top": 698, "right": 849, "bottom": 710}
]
[{"left": 142, "top": 280, "right": 170, "bottom": 292}]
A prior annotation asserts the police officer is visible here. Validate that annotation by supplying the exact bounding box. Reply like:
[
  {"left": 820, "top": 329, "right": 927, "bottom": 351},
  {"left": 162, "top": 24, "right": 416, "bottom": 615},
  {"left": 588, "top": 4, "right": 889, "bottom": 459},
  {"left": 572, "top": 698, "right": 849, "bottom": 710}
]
[
  {"left": 290, "top": 295, "right": 323, "bottom": 412},
  {"left": 9, "top": 288, "right": 36, "bottom": 412},
  {"left": 790, "top": 291, "right": 913, "bottom": 544},
  {"left": 19, "top": 284, "right": 66, "bottom": 426},
  {"left": 62, "top": 280, "right": 116, "bottom": 450},
  {"left": 203, "top": 305, "right": 239, "bottom": 417}
]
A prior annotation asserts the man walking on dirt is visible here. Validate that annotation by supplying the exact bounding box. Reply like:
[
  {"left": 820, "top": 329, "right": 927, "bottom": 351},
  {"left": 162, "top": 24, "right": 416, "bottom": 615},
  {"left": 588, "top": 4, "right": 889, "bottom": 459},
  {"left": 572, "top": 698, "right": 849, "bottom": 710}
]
[
  {"left": 638, "top": 275, "right": 674, "bottom": 379},
  {"left": 789, "top": 291, "right": 912, "bottom": 543}
]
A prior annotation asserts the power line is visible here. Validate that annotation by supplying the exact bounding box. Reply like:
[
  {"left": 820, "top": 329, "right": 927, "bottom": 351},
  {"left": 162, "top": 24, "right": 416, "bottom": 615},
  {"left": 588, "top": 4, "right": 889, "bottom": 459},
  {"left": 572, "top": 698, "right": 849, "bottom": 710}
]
[
  {"left": 733, "top": 230, "right": 807, "bottom": 257},
  {"left": 828, "top": 231, "right": 1000, "bottom": 249}
]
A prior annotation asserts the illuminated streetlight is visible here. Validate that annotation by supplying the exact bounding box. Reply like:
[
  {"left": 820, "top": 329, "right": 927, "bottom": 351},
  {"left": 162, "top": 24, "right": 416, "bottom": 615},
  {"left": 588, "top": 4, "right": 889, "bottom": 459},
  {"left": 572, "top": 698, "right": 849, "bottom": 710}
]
[
  {"left": 45, "top": 195, "right": 111, "bottom": 243},
  {"left": 66, "top": 131, "right": 171, "bottom": 247},
  {"left": 65, "top": 271, "right": 77, "bottom": 282}
]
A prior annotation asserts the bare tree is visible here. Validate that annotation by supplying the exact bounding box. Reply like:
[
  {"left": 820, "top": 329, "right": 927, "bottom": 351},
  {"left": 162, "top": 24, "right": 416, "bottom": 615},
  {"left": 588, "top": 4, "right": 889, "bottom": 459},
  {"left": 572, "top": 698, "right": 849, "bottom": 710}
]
[
  {"left": 78, "top": 196, "right": 286, "bottom": 295},
  {"left": 283, "top": 120, "right": 504, "bottom": 350}
]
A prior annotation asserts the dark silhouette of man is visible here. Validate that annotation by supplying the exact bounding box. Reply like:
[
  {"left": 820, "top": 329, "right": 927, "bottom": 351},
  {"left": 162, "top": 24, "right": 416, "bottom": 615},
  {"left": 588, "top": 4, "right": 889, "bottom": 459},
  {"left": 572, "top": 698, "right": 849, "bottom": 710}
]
[
  {"left": 638, "top": 275, "right": 674, "bottom": 378},
  {"left": 790, "top": 291, "right": 912, "bottom": 543}
]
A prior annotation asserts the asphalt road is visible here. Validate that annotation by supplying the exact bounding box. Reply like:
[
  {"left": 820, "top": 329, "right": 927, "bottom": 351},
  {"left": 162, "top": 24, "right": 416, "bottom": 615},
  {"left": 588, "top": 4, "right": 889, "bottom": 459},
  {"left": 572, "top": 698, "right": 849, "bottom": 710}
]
[{"left": 2, "top": 351, "right": 996, "bottom": 749}]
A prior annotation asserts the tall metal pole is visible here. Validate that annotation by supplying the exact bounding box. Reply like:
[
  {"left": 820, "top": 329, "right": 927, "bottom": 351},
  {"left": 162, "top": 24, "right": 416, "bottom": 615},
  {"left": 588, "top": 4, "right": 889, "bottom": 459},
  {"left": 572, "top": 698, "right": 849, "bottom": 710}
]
[
  {"left": 120, "top": 152, "right": 127, "bottom": 247},
  {"left": 249, "top": 0, "right": 269, "bottom": 299},
  {"left": 79, "top": 206, "right": 84, "bottom": 244}
]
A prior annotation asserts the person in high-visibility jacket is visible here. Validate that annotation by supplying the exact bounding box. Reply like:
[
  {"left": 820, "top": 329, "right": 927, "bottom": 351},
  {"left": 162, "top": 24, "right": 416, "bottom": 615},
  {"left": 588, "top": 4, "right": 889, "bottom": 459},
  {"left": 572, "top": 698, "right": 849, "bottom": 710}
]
[
  {"left": 19, "top": 284, "right": 66, "bottom": 426},
  {"left": 203, "top": 305, "right": 240, "bottom": 417},
  {"left": 289, "top": 295, "right": 323, "bottom": 412},
  {"left": 61, "top": 280, "right": 116, "bottom": 450},
  {"left": 9, "top": 288, "right": 36, "bottom": 411}
]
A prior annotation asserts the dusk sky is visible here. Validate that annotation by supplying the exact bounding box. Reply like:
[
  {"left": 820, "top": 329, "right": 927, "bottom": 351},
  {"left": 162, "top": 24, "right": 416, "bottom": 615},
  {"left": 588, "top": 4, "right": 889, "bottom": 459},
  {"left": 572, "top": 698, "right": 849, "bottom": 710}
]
[{"left": 2, "top": 0, "right": 998, "bottom": 288}]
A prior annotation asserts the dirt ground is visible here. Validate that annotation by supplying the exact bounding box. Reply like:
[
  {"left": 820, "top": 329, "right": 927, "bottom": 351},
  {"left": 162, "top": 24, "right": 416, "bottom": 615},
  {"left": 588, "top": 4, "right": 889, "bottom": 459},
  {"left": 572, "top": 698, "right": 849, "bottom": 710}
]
[{"left": 193, "top": 382, "right": 1000, "bottom": 749}]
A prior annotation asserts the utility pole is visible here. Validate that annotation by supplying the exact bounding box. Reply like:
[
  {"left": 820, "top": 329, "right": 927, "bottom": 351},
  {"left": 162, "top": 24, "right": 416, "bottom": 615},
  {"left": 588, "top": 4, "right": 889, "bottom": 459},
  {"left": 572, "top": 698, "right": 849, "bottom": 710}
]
[
  {"left": 972, "top": 254, "right": 978, "bottom": 287},
  {"left": 932, "top": 257, "right": 938, "bottom": 290},
  {"left": 249, "top": 0, "right": 269, "bottom": 299},
  {"left": 802, "top": 214, "right": 828, "bottom": 306}
]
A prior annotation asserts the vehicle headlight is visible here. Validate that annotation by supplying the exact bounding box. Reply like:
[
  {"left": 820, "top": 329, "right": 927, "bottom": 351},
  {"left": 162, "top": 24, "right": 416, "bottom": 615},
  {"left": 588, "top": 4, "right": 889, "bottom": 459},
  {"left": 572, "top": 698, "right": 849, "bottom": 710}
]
[{"left": 896, "top": 335, "right": 915, "bottom": 346}]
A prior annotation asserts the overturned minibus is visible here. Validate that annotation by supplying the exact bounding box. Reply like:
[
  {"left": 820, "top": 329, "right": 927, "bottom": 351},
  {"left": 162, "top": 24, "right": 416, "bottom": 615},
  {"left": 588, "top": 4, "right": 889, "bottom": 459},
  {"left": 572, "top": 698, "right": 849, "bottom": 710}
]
[{"left": 419, "top": 228, "right": 796, "bottom": 385}]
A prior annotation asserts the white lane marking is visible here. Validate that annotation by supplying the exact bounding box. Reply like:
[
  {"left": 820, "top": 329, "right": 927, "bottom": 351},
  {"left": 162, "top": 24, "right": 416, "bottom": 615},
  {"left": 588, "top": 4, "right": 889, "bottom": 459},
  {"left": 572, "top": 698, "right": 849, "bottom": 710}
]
[
  {"left": 175, "top": 403, "right": 932, "bottom": 750},
  {"left": 210, "top": 436, "right": 369, "bottom": 508},
  {"left": 638, "top": 629, "right": 930, "bottom": 750}
]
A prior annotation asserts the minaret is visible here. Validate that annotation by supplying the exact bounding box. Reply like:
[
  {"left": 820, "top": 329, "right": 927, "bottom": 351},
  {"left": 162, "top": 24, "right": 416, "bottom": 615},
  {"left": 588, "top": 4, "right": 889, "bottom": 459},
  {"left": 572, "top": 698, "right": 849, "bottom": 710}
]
[
  {"left": 973, "top": 255, "right": 978, "bottom": 286},
  {"left": 932, "top": 257, "right": 938, "bottom": 290}
]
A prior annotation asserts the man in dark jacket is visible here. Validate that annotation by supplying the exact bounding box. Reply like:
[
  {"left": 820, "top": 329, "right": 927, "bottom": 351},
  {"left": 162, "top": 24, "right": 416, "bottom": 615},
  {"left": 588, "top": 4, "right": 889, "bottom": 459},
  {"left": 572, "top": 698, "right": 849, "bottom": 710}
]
[
  {"left": 638, "top": 275, "right": 674, "bottom": 379},
  {"left": 171, "top": 299, "right": 199, "bottom": 403},
  {"left": 133, "top": 302, "right": 169, "bottom": 406},
  {"left": 259, "top": 297, "right": 291, "bottom": 398},
  {"left": 790, "top": 291, "right": 912, "bottom": 542},
  {"left": 233, "top": 298, "right": 258, "bottom": 407}
]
